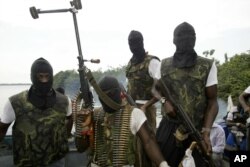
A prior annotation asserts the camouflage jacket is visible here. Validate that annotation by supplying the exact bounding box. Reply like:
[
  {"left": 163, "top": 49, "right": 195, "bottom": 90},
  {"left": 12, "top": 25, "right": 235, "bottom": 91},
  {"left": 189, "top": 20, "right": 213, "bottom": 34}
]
[
  {"left": 126, "top": 54, "right": 160, "bottom": 100},
  {"left": 161, "top": 56, "right": 213, "bottom": 130},
  {"left": 9, "top": 90, "right": 69, "bottom": 166}
]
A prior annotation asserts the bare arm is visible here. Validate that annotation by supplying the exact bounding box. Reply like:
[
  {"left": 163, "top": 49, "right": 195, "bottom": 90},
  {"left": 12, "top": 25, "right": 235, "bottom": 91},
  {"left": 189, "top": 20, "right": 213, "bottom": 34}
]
[
  {"left": 226, "top": 120, "right": 237, "bottom": 127},
  {"left": 226, "top": 120, "right": 246, "bottom": 129},
  {"left": 239, "top": 92, "right": 250, "bottom": 113},
  {"left": 0, "top": 122, "right": 11, "bottom": 142},
  {"left": 141, "top": 97, "right": 159, "bottom": 112},
  {"left": 137, "top": 122, "right": 167, "bottom": 166},
  {"left": 202, "top": 85, "right": 219, "bottom": 155}
]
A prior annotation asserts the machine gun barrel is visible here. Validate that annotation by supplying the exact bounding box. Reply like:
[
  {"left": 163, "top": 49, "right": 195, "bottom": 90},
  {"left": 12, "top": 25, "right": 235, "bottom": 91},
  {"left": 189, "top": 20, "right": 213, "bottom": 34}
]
[{"left": 29, "top": 0, "right": 96, "bottom": 152}]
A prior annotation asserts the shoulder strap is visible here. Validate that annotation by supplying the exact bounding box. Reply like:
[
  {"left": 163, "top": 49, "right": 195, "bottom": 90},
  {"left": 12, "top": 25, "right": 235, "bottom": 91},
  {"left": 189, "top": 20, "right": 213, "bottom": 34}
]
[{"left": 86, "top": 69, "right": 123, "bottom": 110}]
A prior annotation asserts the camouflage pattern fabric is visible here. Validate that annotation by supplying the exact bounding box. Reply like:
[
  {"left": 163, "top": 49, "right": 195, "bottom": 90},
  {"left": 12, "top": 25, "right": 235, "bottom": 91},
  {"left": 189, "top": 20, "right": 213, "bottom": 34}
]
[
  {"left": 9, "top": 90, "right": 69, "bottom": 166},
  {"left": 126, "top": 54, "right": 159, "bottom": 100},
  {"left": 160, "top": 56, "right": 213, "bottom": 130}
]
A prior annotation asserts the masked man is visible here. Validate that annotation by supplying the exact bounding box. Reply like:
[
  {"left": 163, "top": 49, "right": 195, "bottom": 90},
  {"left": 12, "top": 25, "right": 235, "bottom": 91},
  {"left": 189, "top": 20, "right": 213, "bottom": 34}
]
[
  {"left": 81, "top": 76, "right": 169, "bottom": 167},
  {"left": 126, "top": 30, "right": 160, "bottom": 133},
  {"left": 155, "top": 22, "right": 218, "bottom": 167},
  {"left": 0, "top": 58, "right": 72, "bottom": 167},
  {"left": 126, "top": 30, "right": 161, "bottom": 166}
]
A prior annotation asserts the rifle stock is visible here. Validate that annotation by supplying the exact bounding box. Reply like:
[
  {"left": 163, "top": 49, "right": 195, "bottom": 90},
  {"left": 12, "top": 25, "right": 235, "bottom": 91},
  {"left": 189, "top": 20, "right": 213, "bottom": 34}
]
[{"left": 159, "top": 79, "right": 214, "bottom": 166}]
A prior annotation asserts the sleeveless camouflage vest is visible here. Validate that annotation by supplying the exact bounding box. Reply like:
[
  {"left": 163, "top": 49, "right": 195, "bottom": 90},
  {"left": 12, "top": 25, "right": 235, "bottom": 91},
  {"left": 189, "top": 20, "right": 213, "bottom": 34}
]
[
  {"left": 92, "top": 102, "right": 136, "bottom": 166},
  {"left": 161, "top": 56, "right": 213, "bottom": 129},
  {"left": 126, "top": 55, "right": 159, "bottom": 100},
  {"left": 9, "top": 90, "right": 69, "bottom": 166}
]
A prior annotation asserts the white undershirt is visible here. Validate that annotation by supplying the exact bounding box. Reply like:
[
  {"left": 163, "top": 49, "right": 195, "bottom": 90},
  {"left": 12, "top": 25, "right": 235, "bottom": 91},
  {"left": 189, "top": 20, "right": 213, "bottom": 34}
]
[
  {"left": 148, "top": 58, "right": 161, "bottom": 79},
  {"left": 0, "top": 96, "right": 72, "bottom": 124},
  {"left": 205, "top": 61, "right": 218, "bottom": 87},
  {"left": 244, "top": 86, "right": 250, "bottom": 93},
  {"left": 130, "top": 108, "right": 147, "bottom": 135}
]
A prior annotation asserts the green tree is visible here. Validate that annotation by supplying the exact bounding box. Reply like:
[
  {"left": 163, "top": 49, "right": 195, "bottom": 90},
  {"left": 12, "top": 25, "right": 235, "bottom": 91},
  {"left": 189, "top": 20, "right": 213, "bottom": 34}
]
[
  {"left": 217, "top": 53, "right": 250, "bottom": 103},
  {"left": 53, "top": 70, "right": 79, "bottom": 98}
]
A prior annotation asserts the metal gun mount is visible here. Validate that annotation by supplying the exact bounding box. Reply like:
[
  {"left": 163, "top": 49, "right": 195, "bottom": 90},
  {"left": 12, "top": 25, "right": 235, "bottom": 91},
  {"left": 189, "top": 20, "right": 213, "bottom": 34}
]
[
  {"left": 29, "top": 0, "right": 100, "bottom": 64},
  {"left": 30, "top": 0, "right": 82, "bottom": 19}
]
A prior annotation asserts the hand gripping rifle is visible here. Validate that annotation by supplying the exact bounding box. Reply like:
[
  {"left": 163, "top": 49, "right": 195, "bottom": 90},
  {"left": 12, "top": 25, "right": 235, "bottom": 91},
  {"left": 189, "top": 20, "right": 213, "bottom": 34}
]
[
  {"left": 30, "top": 0, "right": 100, "bottom": 152},
  {"left": 158, "top": 79, "right": 215, "bottom": 167}
]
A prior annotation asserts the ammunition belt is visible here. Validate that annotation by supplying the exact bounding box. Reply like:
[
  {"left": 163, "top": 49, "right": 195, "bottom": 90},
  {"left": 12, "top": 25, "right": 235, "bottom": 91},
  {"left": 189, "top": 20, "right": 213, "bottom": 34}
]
[
  {"left": 93, "top": 109, "right": 107, "bottom": 166},
  {"left": 93, "top": 106, "right": 132, "bottom": 166},
  {"left": 72, "top": 91, "right": 85, "bottom": 138}
]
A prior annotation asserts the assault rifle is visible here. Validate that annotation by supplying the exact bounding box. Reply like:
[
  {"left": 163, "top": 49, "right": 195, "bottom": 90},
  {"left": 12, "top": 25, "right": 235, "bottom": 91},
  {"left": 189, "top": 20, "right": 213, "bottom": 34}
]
[
  {"left": 159, "top": 79, "right": 214, "bottom": 166},
  {"left": 67, "top": 0, "right": 98, "bottom": 152},
  {"left": 69, "top": 0, "right": 95, "bottom": 110}
]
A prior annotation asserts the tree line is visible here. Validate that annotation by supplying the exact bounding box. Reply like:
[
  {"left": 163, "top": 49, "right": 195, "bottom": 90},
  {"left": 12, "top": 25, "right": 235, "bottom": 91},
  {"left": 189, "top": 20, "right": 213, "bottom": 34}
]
[
  {"left": 217, "top": 53, "right": 250, "bottom": 104},
  {"left": 53, "top": 53, "right": 250, "bottom": 104},
  {"left": 53, "top": 66, "right": 127, "bottom": 100}
]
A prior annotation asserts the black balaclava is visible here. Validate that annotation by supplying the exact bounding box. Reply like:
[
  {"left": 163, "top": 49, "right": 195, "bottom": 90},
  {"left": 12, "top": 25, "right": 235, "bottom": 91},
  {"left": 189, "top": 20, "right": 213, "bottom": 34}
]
[
  {"left": 128, "top": 30, "right": 146, "bottom": 65},
  {"left": 98, "top": 76, "right": 122, "bottom": 113},
  {"left": 28, "top": 57, "right": 56, "bottom": 109},
  {"left": 173, "top": 22, "right": 197, "bottom": 68}
]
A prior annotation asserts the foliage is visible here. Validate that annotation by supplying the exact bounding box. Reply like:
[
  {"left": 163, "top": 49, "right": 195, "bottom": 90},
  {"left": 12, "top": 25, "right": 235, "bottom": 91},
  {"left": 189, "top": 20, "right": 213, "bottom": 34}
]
[
  {"left": 217, "top": 53, "right": 250, "bottom": 104},
  {"left": 53, "top": 70, "right": 79, "bottom": 98}
]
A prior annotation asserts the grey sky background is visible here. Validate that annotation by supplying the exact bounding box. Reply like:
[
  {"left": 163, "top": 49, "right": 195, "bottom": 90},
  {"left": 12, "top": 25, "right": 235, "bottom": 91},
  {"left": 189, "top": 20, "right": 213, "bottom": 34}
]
[{"left": 0, "top": 0, "right": 250, "bottom": 83}]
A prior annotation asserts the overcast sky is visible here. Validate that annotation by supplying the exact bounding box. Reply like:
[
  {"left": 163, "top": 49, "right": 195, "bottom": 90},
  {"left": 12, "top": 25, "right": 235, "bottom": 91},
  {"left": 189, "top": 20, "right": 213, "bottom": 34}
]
[{"left": 0, "top": 0, "right": 250, "bottom": 83}]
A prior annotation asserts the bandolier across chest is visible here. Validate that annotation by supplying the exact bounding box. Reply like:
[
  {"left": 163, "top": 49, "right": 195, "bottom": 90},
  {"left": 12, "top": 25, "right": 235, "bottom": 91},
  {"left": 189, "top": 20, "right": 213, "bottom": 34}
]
[{"left": 92, "top": 104, "right": 136, "bottom": 166}]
